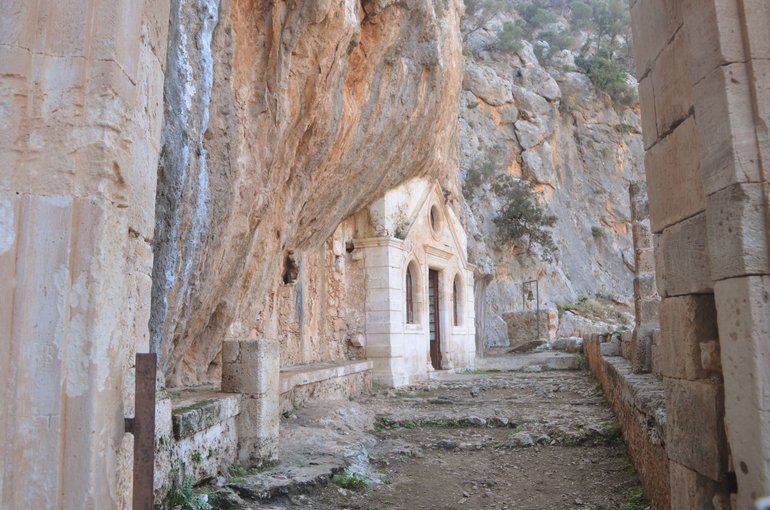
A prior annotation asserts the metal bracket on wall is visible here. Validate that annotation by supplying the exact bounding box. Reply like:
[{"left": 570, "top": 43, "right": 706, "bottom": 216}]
[{"left": 125, "top": 353, "right": 157, "bottom": 510}]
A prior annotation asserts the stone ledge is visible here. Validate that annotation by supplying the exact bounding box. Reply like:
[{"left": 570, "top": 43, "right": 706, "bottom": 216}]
[
  {"left": 602, "top": 357, "right": 666, "bottom": 443},
  {"left": 583, "top": 335, "right": 670, "bottom": 510},
  {"left": 476, "top": 351, "right": 578, "bottom": 371},
  {"left": 279, "top": 360, "right": 373, "bottom": 394},
  {"left": 170, "top": 390, "right": 240, "bottom": 440}
]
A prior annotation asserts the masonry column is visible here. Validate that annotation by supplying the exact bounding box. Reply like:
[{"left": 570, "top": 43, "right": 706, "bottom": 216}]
[
  {"left": 356, "top": 237, "right": 408, "bottom": 387},
  {"left": 222, "top": 339, "right": 280, "bottom": 465},
  {"left": 629, "top": 181, "right": 660, "bottom": 374},
  {"left": 631, "top": 0, "right": 729, "bottom": 507},
  {"left": 685, "top": 0, "right": 770, "bottom": 505}
]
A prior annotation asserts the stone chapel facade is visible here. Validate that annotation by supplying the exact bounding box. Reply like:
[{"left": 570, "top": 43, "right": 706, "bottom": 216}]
[
  {"left": 147, "top": 177, "right": 477, "bottom": 496},
  {"left": 354, "top": 178, "right": 476, "bottom": 386}
]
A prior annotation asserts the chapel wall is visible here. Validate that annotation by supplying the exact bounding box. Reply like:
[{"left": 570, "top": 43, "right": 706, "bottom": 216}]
[{"left": 255, "top": 219, "right": 367, "bottom": 368}]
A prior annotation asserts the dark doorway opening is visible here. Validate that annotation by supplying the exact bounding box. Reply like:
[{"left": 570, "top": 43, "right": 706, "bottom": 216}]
[{"left": 428, "top": 268, "right": 442, "bottom": 370}]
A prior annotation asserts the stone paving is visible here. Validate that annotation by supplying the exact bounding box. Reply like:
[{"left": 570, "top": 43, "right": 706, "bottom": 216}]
[{"left": 199, "top": 363, "right": 647, "bottom": 509}]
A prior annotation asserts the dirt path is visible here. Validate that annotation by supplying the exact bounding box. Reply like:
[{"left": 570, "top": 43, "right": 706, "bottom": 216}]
[{"left": 212, "top": 368, "right": 648, "bottom": 510}]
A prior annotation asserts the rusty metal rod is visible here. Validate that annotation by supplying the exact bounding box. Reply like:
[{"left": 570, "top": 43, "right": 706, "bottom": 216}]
[{"left": 131, "top": 353, "right": 157, "bottom": 510}]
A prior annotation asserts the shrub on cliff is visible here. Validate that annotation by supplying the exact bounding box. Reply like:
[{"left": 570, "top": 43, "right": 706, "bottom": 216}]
[
  {"left": 463, "top": 0, "right": 507, "bottom": 42},
  {"left": 495, "top": 21, "right": 525, "bottom": 53},
  {"left": 539, "top": 30, "right": 575, "bottom": 53},
  {"left": 569, "top": 0, "right": 628, "bottom": 50},
  {"left": 575, "top": 49, "right": 637, "bottom": 105},
  {"left": 492, "top": 177, "right": 558, "bottom": 261},
  {"left": 463, "top": 151, "right": 499, "bottom": 195},
  {"left": 518, "top": 2, "right": 558, "bottom": 28}
]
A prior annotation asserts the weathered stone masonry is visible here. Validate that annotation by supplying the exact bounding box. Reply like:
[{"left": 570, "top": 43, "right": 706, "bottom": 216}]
[
  {"left": 631, "top": 0, "right": 770, "bottom": 507},
  {"left": 0, "top": 0, "right": 171, "bottom": 507},
  {"left": 629, "top": 181, "right": 661, "bottom": 374}
]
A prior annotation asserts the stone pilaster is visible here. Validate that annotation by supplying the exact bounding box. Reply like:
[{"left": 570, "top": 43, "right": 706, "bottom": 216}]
[
  {"left": 222, "top": 339, "right": 280, "bottom": 465},
  {"left": 0, "top": 1, "right": 171, "bottom": 507},
  {"left": 632, "top": 0, "right": 770, "bottom": 505},
  {"left": 629, "top": 181, "right": 660, "bottom": 374}
]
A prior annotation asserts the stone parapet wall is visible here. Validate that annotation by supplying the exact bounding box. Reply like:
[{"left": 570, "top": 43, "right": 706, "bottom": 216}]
[
  {"left": 280, "top": 370, "right": 372, "bottom": 416},
  {"left": 583, "top": 334, "right": 669, "bottom": 510}
]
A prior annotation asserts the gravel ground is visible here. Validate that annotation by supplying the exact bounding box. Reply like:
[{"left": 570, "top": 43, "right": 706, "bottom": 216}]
[{"left": 198, "top": 368, "right": 649, "bottom": 510}]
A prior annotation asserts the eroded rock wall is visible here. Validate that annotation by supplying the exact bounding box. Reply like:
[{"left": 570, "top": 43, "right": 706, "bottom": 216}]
[
  {"left": 262, "top": 220, "right": 368, "bottom": 368},
  {"left": 459, "top": 9, "right": 644, "bottom": 347},
  {"left": 151, "top": 0, "right": 464, "bottom": 387}
]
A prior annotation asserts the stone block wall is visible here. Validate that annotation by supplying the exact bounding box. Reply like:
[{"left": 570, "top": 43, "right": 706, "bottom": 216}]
[
  {"left": 631, "top": 0, "right": 770, "bottom": 506},
  {"left": 154, "top": 392, "right": 240, "bottom": 500},
  {"left": 280, "top": 368, "right": 372, "bottom": 415},
  {"left": 502, "top": 309, "right": 558, "bottom": 347}
]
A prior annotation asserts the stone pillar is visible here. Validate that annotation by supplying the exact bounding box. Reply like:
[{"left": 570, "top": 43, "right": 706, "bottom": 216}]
[
  {"left": 356, "top": 237, "right": 409, "bottom": 387},
  {"left": 222, "top": 339, "right": 280, "bottom": 465},
  {"left": 629, "top": 181, "right": 660, "bottom": 374},
  {"left": 0, "top": 1, "right": 170, "bottom": 508},
  {"left": 631, "top": 1, "right": 728, "bottom": 507}
]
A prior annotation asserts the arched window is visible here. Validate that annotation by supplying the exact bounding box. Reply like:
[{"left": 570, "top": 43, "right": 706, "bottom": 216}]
[
  {"left": 453, "top": 274, "right": 462, "bottom": 326},
  {"left": 406, "top": 265, "right": 415, "bottom": 324}
]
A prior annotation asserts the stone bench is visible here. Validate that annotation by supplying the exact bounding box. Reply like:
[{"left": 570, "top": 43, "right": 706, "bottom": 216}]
[
  {"left": 155, "top": 390, "right": 241, "bottom": 496},
  {"left": 279, "top": 360, "right": 373, "bottom": 413},
  {"left": 170, "top": 390, "right": 240, "bottom": 439},
  {"left": 583, "top": 334, "right": 669, "bottom": 510}
]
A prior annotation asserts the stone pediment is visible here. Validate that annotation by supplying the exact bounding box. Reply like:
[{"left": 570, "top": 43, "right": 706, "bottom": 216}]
[{"left": 392, "top": 180, "right": 473, "bottom": 271}]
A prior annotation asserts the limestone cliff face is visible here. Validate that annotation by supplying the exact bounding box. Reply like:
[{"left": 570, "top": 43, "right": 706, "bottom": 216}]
[
  {"left": 459, "top": 10, "right": 644, "bottom": 346},
  {"left": 151, "top": 0, "right": 463, "bottom": 386}
]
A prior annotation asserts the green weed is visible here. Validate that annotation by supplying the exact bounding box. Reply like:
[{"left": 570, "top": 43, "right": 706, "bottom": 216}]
[
  {"left": 331, "top": 469, "right": 370, "bottom": 491},
  {"left": 225, "top": 461, "right": 277, "bottom": 482},
  {"left": 170, "top": 479, "right": 213, "bottom": 510},
  {"left": 616, "top": 487, "right": 649, "bottom": 510}
]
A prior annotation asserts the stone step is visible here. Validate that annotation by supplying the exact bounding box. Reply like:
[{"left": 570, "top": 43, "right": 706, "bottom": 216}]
[{"left": 474, "top": 351, "right": 579, "bottom": 371}]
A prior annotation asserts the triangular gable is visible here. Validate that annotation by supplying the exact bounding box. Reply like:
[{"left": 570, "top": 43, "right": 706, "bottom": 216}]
[{"left": 399, "top": 181, "right": 474, "bottom": 271}]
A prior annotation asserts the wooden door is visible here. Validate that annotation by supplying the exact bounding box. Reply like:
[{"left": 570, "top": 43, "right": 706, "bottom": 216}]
[{"left": 428, "top": 269, "right": 442, "bottom": 370}]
